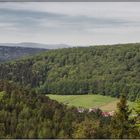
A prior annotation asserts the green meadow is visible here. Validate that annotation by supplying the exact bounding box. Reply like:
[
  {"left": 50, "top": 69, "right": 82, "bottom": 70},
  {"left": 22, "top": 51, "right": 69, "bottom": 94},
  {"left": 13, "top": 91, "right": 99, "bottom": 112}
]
[{"left": 47, "top": 94, "right": 135, "bottom": 111}]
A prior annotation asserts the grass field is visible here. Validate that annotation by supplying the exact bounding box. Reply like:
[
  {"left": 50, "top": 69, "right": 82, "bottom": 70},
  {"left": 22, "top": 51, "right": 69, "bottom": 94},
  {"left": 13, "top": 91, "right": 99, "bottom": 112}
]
[{"left": 47, "top": 94, "right": 135, "bottom": 111}]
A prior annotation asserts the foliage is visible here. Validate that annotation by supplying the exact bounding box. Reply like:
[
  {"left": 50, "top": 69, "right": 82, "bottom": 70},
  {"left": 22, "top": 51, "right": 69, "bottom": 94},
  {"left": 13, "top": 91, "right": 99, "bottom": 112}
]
[
  {"left": 0, "top": 43, "right": 139, "bottom": 101},
  {"left": 109, "top": 95, "right": 138, "bottom": 138},
  {"left": 0, "top": 80, "right": 106, "bottom": 138},
  {"left": 135, "top": 99, "right": 140, "bottom": 135},
  {"left": 0, "top": 80, "right": 139, "bottom": 138}
]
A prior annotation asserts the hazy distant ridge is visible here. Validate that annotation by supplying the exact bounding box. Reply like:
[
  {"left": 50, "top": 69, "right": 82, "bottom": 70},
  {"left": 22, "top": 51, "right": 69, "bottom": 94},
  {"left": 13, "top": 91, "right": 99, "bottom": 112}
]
[
  {"left": 0, "top": 42, "right": 70, "bottom": 49},
  {"left": 0, "top": 45, "right": 46, "bottom": 62}
]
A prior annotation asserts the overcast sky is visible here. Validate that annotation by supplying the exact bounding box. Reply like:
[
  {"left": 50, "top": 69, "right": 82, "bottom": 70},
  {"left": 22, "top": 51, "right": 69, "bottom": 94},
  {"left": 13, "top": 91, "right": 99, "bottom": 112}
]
[{"left": 0, "top": 2, "right": 140, "bottom": 46}]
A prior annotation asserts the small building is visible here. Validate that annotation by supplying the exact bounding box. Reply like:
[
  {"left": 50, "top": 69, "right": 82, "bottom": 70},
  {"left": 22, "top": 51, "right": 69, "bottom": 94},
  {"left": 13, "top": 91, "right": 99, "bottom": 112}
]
[
  {"left": 102, "top": 111, "right": 115, "bottom": 117},
  {"left": 77, "top": 107, "right": 85, "bottom": 113},
  {"left": 89, "top": 107, "right": 99, "bottom": 113},
  {"left": 108, "top": 111, "right": 115, "bottom": 116},
  {"left": 102, "top": 112, "right": 110, "bottom": 117}
]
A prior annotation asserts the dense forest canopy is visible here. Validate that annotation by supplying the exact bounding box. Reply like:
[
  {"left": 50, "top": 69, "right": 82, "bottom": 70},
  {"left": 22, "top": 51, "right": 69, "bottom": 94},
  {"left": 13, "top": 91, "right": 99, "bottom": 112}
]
[
  {"left": 0, "top": 80, "right": 139, "bottom": 138},
  {"left": 0, "top": 43, "right": 140, "bottom": 138},
  {"left": 0, "top": 80, "right": 110, "bottom": 138},
  {"left": 0, "top": 43, "right": 140, "bottom": 101}
]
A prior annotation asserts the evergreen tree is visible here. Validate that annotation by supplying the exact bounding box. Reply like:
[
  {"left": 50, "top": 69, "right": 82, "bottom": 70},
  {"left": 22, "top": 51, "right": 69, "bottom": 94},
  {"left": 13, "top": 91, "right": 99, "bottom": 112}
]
[
  {"left": 0, "top": 123, "right": 5, "bottom": 138},
  {"left": 109, "top": 95, "right": 134, "bottom": 138},
  {"left": 134, "top": 99, "right": 140, "bottom": 135},
  {"left": 135, "top": 99, "right": 140, "bottom": 117},
  {"left": 73, "top": 117, "right": 101, "bottom": 139}
]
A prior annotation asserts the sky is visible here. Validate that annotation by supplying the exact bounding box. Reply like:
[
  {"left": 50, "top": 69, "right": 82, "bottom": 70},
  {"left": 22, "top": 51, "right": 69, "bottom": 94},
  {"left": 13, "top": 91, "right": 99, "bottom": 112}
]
[{"left": 0, "top": 2, "right": 140, "bottom": 46}]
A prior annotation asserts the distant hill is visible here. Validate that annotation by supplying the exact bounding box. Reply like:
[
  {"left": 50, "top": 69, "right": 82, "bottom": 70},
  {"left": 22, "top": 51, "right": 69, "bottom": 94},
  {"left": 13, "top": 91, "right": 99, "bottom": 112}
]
[
  {"left": 0, "top": 42, "right": 70, "bottom": 49},
  {"left": 0, "top": 46, "right": 47, "bottom": 62},
  {"left": 0, "top": 43, "right": 140, "bottom": 101}
]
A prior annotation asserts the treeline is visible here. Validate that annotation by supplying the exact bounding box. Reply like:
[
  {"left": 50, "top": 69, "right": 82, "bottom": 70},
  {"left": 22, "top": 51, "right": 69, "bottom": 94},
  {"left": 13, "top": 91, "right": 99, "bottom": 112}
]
[
  {"left": 0, "top": 43, "right": 140, "bottom": 101},
  {"left": 0, "top": 80, "right": 140, "bottom": 138}
]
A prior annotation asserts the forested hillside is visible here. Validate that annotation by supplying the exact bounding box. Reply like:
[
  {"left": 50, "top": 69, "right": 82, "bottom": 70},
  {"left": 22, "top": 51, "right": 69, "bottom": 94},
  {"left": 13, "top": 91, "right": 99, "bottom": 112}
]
[
  {"left": 0, "top": 46, "right": 46, "bottom": 62},
  {"left": 0, "top": 80, "right": 139, "bottom": 138},
  {"left": 0, "top": 80, "right": 112, "bottom": 138},
  {"left": 0, "top": 43, "right": 140, "bottom": 101}
]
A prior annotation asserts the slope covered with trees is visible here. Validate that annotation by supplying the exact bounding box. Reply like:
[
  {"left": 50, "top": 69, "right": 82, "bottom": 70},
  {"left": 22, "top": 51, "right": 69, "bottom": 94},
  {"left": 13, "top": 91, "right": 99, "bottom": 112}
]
[
  {"left": 0, "top": 46, "right": 46, "bottom": 62},
  {"left": 0, "top": 80, "right": 139, "bottom": 138},
  {"left": 0, "top": 43, "right": 140, "bottom": 101}
]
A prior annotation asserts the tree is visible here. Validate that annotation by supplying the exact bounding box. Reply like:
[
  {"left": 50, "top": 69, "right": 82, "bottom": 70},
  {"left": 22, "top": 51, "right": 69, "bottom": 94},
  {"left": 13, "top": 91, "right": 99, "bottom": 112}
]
[
  {"left": 109, "top": 95, "right": 135, "bottom": 138},
  {"left": 134, "top": 99, "right": 140, "bottom": 135},
  {"left": 0, "top": 123, "right": 5, "bottom": 138},
  {"left": 73, "top": 117, "right": 101, "bottom": 139},
  {"left": 38, "top": 121, "right": 53, "bottom": 138}
]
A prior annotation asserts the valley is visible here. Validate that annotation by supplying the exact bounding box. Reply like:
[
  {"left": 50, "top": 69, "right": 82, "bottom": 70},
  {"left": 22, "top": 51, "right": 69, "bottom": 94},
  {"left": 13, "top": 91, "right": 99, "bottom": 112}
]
[
  {"left": 1, "top": 2, "right": 140, "bottom": 138},
  {"left": 0, "top": 43, "right": 139, "bottom": 138}
]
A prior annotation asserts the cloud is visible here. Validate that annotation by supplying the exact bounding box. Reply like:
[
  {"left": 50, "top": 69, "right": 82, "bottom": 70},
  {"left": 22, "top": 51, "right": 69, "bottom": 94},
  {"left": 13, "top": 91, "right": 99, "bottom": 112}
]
[
  {"left": 0, "top": 6, "right": 125, "bottom": 33},
  {"left": 1, "top": 2, "right": 140, "bottom": 19},
  {"left": 0, "top": 2, "right": 140, "bottom": 46}
]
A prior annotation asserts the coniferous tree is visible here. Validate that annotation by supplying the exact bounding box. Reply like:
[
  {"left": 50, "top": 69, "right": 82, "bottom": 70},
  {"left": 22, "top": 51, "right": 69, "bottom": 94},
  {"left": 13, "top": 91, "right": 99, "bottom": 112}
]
[
  {"left": 109, "top": 95, "right": 135, "bottom": 138},
  {"left": 135, "top": 99, "right": 140, "bottom": 135}
]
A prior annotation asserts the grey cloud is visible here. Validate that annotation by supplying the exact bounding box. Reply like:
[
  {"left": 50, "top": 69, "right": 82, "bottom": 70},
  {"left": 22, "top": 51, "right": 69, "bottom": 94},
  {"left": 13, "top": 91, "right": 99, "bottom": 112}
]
[
  {"left": 0, "top": 3, "right": 140, "bottom": 46},
  {"left": 0, "top": 7, "right": 130, "bottom": 30}
]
